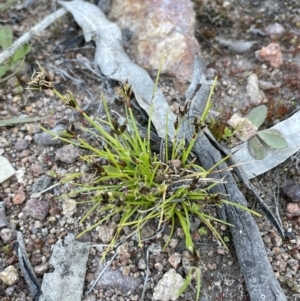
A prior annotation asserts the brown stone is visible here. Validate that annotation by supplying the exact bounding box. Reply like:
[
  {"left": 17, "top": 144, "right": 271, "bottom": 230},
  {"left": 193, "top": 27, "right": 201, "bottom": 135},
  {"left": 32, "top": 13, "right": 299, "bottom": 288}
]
[
  {"left": 13, "top": 188, "right": 26, "bottom": 205},
  {"left": 109, "top": 0, "right": 200, "bottom": 92},
  {"left": 23, "top": 198, "right": 49, "bottom": 220},
  {"left": 34, "top": 263, "right": 49, "bottom": 276},
  {"left": 6, "top": 255, "right": 18, "bottom": 265},
  {"left": 287, "top": 203, "right": 300, "bottom": 217},
  {"left": 282, "top": 183, "right": 300, "bottom": 203},
  {"left": 256, "top": 43, "right": 283, "bottom": 68}
]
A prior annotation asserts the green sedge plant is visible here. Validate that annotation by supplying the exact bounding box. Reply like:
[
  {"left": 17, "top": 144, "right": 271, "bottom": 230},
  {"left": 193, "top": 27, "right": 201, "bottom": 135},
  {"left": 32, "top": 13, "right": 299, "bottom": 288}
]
[{"left": 28, "top": 64, "right": 260, "bottom": 301}]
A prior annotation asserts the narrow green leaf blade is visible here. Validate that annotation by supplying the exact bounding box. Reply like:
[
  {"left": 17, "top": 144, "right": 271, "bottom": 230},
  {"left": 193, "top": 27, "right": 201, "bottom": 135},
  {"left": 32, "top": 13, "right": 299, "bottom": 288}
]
[
  {"left": 0, "top": 116, "right": 44, "bottom": 127},
  {"left": 248, "top": 105, "right": 267, "bottom": 128},
  {"left": 248, "top": 135, "right": 267, "bottom": 160},
  {"left": 256, "top": 129, "right": 288, "bottom": 149},
  {"left": 11, "top": 44, "right": 31, "bottom": 63},
  {"left": 0, "top": 26, "right": 13, "bottom": 49}
]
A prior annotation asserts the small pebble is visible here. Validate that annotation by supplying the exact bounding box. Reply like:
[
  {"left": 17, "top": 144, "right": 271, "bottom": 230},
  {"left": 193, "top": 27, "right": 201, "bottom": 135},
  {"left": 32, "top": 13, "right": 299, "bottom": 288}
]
[
  {"left": 23, "top": 199, "right": 49, "bottom": 220},
  {"left": 286, "top": 203, "right": 300, "bottom": 217},
  {"left": 32, "top": 175, "right": 52, "bottom": 193},
  {"left": 0, "top": 265, "right": 19, "bottom": 285},
  {"left": 13, "top": 189, "right": 26, "bottom": 204},
  {"left": 148, "top": 242, "right": 162, "bottom": 255},
  {"left": 138, "top": 258, "right": 146, "bottom": 270},
  {"left": 62, "top": 199, "right": 77, "bottom": 217},
  {"left": 14, "top": 139, "right": 28, "bottom": 151},
  {"left": 265, "top": 23, "right": 285, "bottom": 39},
  {"left": 34, "top": 124, "right": 65, "bottom": 146},
  {"left": 55, "top": 144, "right": 80, "bottom": 164},
  {"left": 153, "top": 269, "right": 184, "bottom": 301},
  {"left": 98, "top": 224, "right": 115, "bottom": 244},
  {"left": 255, "top": 43, "right": 283, "bottom": 68},
  {"left": 168, "top": 252, "right": 181, "bottom": 269},
  {"left": 34, "top": 263, "right": 49, "bottom": 276},
  {"left": 282, "top": 183, "right": 300, "bottom": 203},
  {"left": 0, "top": 228, "right": 15, "bottom": 243}
]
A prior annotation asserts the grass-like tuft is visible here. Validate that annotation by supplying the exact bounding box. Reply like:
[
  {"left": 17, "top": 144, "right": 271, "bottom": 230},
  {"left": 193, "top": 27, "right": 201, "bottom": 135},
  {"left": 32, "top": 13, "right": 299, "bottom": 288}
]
[{"left": 28, "top": 64, "right": 260, "bottom": 300}]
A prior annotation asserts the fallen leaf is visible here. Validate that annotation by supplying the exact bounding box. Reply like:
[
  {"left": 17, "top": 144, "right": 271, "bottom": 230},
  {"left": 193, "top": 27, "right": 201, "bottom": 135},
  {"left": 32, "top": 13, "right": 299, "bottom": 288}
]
[{"left": 59, "top": 0, "right": 177, "bottom": 139}]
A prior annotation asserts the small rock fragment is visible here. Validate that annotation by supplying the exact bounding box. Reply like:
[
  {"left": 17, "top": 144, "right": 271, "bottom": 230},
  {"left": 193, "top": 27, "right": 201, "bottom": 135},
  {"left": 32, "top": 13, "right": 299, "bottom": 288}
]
[
  {"left": 140, "top": 225, "right": 155, "bottom": 240},
  {"left": 98, "top": 224, "right": 115, "bottom": 243},
  {"left": 116, "top": 242, "right": 129, "bottom": 255},
  {"left": 34, "top": 124, "right": 65, "bottom": 146},
  {"left": 30, "top": 164, "right": 44, "bottom": 175},
  {"left": 227, "top": 113, "right": 257, "bottom": 142},
  {"left": 153, "top": 269, "right": 184, "bottom": 301},
  {"left": 15, "top": 168, "right": 25, "bottom": 183},
  {"left": 23, "top": 199, "right": 49, "bottom": 220},
  {"left": 248, "top": 27, "right": 267, "bottom": 37},
  {"left": 31, "top": 254, "right": 42, "bottom": 266},
  {"left": 190, "top": 216, "right": 201, "bottom": 232},
  {"left": 13, "top": 188, "right": 27, "bottom": 205},
  {"left": 286, "top": 203, "right": 300, "bottom": 217},
  {"left": 0, "top": 136, "right": 9, "bottom": 147},
  {"left": 27, "top": 123, "right": 41, "bottom": 134},
  {"left": 122, "top": 265, "right": 130, "bottom": 276},
  {"left": 282, "top": 184, "right": 300, "bottom": 203},
  {"left": 0, "top": 265, "right": 19, "bottom": 285},
  {"left": 265, "top": 23, "right": 285, "bottom": 39},
  {"left": 62, "top": 199, "right": 77, "bottom": 217},
  {"left": 34, "top": 263, "right": 49, "bottom": 276},
  {"left": 32, "top": 175, "right": 52, "bottom": 193},
  {"left": 138, "top": 258, "right": 146, "bottom": 270},
  {"left": 217, "top": 38, "right": 257, "bottom": 53},
  {"left": 0, "top": 201, "right": 9, "bottom": 227},
  {"left": 95, "top": 263, "right": 142, "bottom": 292},
  {"left": 0, "top": 156, "right": 16, "bottom": 183},
  {"left": 0, "top": 228, "right": 15, "bottom": 243},
  {"left": 169, "top": 238, "right": 178, "bottom": 249},
  {"left": 14, "top": 139, "right": 29, "bottom": 151},
  {"left": 259, "top": 80, "right": 279, "bottom": 91},
  {"left": 246, "top": 74, "right": 267, "bottom": 105},
  {"left": 148, "top": 242, "right": 162, "bottom": 255},
  {"left": 255, "top": 43, "right": 283, "bottom": 68},
  {"left": 55, "top": 144, "right": 80, "bottom": 164},
  {"left": 5, "top": 286, "right": 15, "bottom": 296},
  {"left": 271, "top": 234, "right": 283, "bottom": 247},
  {"left": 168, "top": 253, "right": 181, "bottom": 269}
]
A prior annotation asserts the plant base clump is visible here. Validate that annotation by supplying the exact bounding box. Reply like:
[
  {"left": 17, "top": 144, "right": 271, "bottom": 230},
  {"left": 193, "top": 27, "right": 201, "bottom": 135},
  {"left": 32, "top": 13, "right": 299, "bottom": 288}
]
[{"left": 28, "top": 68, "right": 258, "bottom": 301}]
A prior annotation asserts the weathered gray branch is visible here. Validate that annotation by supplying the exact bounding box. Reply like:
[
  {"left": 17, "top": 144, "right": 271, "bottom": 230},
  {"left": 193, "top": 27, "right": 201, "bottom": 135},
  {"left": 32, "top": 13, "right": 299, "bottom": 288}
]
[{"left": 182, "top": 56, "right": 287, "bottom": 301}]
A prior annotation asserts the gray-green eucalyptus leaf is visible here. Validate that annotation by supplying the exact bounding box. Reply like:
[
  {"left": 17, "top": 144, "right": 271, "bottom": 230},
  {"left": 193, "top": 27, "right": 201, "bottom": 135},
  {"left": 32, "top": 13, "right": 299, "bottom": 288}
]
[{"left": 58, "top": 0, "right": 176, "bottom": 139}]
